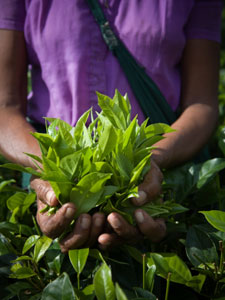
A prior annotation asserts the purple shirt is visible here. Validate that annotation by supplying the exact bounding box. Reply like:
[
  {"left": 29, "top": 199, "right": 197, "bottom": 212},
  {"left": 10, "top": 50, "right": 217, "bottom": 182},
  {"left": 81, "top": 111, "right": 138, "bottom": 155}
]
[{"left": 0, "top": 0, "right": 222, "bottom": 125}]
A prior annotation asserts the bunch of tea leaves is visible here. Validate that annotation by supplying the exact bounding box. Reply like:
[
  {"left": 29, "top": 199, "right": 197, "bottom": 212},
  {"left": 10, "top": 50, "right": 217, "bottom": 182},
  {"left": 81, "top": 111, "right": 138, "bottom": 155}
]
[{"left": 1, "top": 90, "right": 187, "bottom": 223}]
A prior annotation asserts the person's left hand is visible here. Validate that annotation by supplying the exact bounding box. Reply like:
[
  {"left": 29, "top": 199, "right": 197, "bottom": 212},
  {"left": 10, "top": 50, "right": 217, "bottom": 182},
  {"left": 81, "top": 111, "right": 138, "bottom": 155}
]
[{"left": 97, "top": 159, "right": 166, "bottom": 249}]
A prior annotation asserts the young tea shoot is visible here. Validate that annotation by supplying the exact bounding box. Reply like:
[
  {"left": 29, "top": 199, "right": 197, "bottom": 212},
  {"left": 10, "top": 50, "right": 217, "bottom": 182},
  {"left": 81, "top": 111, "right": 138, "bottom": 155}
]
[{"left": 1, "top": 90, "right": 187, "bottom": 224}]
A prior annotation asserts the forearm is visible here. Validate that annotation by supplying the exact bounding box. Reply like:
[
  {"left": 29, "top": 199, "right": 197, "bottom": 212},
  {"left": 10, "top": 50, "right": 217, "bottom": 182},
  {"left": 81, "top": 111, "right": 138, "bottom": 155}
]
[
  {"left": 152, "top": 102, "right": 218, "bottom": 169},
  {"left": 0, "top": 106, "right": 41, "bottom": 168},
  {"left": 153, "top": 39, "right": 220, "bottom": 169}
]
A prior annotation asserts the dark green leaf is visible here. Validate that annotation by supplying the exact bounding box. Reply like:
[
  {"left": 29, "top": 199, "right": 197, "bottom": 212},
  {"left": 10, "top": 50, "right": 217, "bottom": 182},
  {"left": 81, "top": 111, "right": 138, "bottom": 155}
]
[
  {"left": 0, "top": 221, "right": 34, "bottom": 236},
  {"left": 186, "top": 226, "right": 218, "bottom": 267},
  {"left": 197, "top": 158, "right": 225, "bottom": 188},
  {"left": 0, "top": 233, "right": 16, "bottom": 255},
  {"left": 41, "top": 272, "right": 76, "bottom": 300},
  {"left": 0, "top": 179, "right": 16, "bottom": 192},
  {"left": 5, "top": 281, "right": 33, "bottom": 297},
  {"left": 133, "top": 287, "right": 157, "bottom": 300},
  {"left": 163, "top": 163, "right": 200, "bottom": 203},
  {"left": 121, "top": 245, "right": 143, "bottom": 264}
]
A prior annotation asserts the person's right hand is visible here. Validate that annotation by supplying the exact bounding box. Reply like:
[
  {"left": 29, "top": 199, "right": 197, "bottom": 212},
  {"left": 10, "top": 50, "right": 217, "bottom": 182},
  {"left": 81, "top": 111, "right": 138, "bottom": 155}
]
[{"left": 30, "top": 177, "right": 106, "bottom": 252}]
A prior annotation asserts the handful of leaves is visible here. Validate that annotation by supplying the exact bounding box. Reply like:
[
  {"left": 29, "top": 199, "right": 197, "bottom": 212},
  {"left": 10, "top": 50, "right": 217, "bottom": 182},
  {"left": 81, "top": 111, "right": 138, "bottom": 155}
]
[{"left": 2, "top": 90, "right": 187, "bottom": 223}]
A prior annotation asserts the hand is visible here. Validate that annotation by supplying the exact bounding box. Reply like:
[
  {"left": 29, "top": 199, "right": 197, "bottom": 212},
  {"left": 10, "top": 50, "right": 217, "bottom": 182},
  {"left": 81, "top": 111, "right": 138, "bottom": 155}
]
[
  {"left": 31, "top": 177, "right": 106, "bottom": 253},
  {"left": 97, "top": 159, "right": 166, "bottom": 249}
]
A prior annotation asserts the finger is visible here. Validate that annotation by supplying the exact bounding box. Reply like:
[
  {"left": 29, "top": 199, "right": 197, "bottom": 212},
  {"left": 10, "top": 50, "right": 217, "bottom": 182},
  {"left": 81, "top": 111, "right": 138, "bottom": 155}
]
[
  {"left": 134, "top": 209, "right": 166, "bottom": 243},
  {"left": 87, "top": 213, "right": 106, "bottom": 247},
  {"left": 132, "top": 161, "right": 163, "bottom": 206},
  {"left": 60, "top": 214, "right": 91, "bottom": 253},
  {"left": 98, "top": 232, "right": 121, "bottom": 250},
  {"left": 36, "top": 199, "right": 76, "bottom": 239},
  {"left": 31, "top": 177, "right": 58, "bottom": 206},
  {"left": 107, "top": 212, "right": 141, "bottom": 243}
]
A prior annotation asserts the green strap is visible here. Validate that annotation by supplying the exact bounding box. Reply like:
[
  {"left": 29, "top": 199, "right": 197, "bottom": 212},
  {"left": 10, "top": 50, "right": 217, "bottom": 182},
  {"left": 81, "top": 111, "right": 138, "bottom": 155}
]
[{"left": 86, "top": 0, "right": 177, "bottom": 124}]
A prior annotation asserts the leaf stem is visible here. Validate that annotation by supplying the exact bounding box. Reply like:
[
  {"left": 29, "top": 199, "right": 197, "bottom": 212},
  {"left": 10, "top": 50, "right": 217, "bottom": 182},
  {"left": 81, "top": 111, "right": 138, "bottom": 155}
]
[
  {"left": 213, "top": 262, "right": 218, "bottom": 280},
  {"left": 33, "top": 261, "right": 45, "bottom": 289},
  {"left": 32, "top": 215, "right": 41, "bottom": 236},
  {"left": 219, "top": 241, "right": 224, "bottom": 273},
  {"left": 77, "top": 272, "right": 80, "bottom": 290},
  {"left": 165, "top": 272, "right": 171, "bottom": 300},
  {"left": 214, "top": 281, "right": 220, "bottom": 298},
  {"left": 142, "top": 254, "right": 146, "bottom": 290},
  {"left": 27, "top": 277, "right": 42, "bottom": 291},
  {"left": 216, "top": 175, "right": 222, "bottom": 211},
  {"left": 39, "top": 204, "right": 50, "bottom": 214},
  {"left": 193, "top": 254, "right": 215, "bottom": 275}
]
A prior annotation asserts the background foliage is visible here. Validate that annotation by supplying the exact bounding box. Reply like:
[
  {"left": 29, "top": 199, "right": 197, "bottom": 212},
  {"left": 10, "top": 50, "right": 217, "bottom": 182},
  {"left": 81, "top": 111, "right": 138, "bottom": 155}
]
[{"left": 0, "top": 5, "right": 225, "bottom": 300}]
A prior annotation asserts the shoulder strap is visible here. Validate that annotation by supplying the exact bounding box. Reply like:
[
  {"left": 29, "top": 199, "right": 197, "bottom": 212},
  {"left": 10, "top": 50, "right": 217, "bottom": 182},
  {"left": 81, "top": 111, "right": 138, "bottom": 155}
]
[{"left": 86, "top": 0, "right": 177, "bottom": 124}]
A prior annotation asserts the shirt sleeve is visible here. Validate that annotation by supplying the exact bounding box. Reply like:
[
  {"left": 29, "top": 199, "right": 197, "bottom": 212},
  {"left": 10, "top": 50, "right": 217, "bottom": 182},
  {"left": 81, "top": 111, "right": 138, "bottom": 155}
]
[
  {"left": 184, "top": 0, "right": 223, "bottom": 43},
  {"left": 0, "top": 0, "right": 26, "bottom": 31}
]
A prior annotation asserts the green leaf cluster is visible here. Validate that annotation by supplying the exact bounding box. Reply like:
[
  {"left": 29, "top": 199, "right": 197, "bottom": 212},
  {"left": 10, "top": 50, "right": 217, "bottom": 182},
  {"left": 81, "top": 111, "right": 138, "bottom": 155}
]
[{"left": 1, "top": 90, "right": 178, "bottom": 223}]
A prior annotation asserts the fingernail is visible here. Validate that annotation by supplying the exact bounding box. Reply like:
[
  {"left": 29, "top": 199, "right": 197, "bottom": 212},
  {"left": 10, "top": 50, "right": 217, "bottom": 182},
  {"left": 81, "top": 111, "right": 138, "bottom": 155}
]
[
  {"left": 46, "top": 190, "right": 55, "bottom": 205},
  {"left": 110, "top": 216, "right": 121, "bottom": 228},
  {"left": 81, "top": 217, "right": 91, "bottom": 229},
  {"left": 94, "top": 217, "right": 103, "bottom": 227},
  {"left": 135, "top": 191, "right": 147, "bottom": 205},
  {"left": 135, "top": 211, "right": 145, "bottom": 223},
  {"left": 65, "top": 207, "right": 75, "bottom": 219}
]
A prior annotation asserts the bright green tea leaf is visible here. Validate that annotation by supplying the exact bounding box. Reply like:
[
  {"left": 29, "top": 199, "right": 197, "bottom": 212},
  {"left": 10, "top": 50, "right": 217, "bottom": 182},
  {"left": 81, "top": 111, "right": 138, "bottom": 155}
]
[
  {"left": 151, "top": 253, "right": 192, "bottom": 285},
  {"left": 10, "top": 266, "right": 36, "bottom": 279},
  {"left": 94, "top": 263, "right": 115, "bottom": 300},
  {"left": 0, "top": 163, "right": 41, "bottom": 177},
  {"left": 7, "top": 192, "right": 27, "bottom": 211},
  {"left": 146, "top": 265, "right": 156, "bottom": 292},
  {"left": 200, "top": 210, "right": 225, "bottom": 232},
  {"left": 33, "top": 236, "right": 52, "bottom": 263},
  {"left": 69, "top": 248, "right": 89, "bottom": 274},
  {"left": 115, "top": 283, "right": 128, "bottom": 300},
  {"left": 186, "top": 273, "right": 206, "bottom": 293},
  {"left": 22, "top": 235, "right": 40, "bottom": 254}
]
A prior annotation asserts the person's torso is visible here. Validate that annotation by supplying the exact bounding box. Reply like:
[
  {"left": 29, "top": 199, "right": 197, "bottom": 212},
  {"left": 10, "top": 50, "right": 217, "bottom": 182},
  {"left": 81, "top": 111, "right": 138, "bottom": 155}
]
[{"left": 24, "top": 0, "right": 194, "bottom": 125}]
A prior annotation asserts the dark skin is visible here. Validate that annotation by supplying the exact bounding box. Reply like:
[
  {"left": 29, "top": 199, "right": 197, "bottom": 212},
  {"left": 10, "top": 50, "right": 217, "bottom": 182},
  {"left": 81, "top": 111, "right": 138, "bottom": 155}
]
[{"left": 0, "top": 29, "right": 220, "bottom": 252}]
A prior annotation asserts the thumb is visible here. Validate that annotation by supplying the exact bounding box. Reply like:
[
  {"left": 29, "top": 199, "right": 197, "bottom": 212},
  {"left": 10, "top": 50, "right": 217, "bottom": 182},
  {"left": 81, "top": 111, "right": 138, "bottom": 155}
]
[
  {"left": 132, "top": 160, "right": 163, "bottom": 206},
  {"left": 30, "top": 176, "right": 58, "bottom": 206}
]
